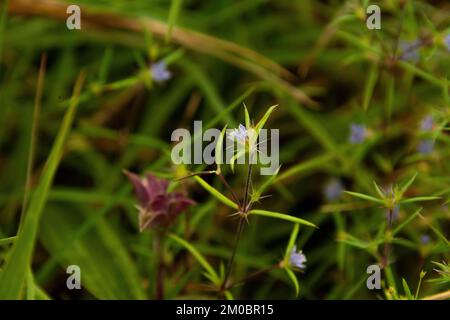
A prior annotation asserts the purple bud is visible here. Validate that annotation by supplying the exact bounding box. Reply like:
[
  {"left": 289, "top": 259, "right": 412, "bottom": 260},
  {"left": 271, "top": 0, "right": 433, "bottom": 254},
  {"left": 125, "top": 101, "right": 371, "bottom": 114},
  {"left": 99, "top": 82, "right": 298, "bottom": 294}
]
[{"left": 124, "top": 170, "right": 195, "bottom": 231}]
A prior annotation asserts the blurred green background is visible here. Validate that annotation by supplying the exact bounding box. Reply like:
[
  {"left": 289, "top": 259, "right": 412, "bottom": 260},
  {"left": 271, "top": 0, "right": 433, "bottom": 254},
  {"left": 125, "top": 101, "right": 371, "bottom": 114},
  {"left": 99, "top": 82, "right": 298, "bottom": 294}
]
[{"left": 0, "top": 0, "right": 449, "bottom": 299}]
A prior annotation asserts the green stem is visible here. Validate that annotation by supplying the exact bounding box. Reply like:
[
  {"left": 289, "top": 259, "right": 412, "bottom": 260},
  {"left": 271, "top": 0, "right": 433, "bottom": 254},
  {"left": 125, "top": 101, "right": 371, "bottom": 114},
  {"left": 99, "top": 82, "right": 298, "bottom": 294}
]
[
  {"left": 221, "top": 160, "right": 253, "bottom": 293},
  {"left": 221, "top": 217, "right": 245, "bottom": 292},
  {"left": 242, "top": 160, "right": 253, "bottom": 212},
  {"left": 382, "top": 208, "right": 393, "bottom": 267}
]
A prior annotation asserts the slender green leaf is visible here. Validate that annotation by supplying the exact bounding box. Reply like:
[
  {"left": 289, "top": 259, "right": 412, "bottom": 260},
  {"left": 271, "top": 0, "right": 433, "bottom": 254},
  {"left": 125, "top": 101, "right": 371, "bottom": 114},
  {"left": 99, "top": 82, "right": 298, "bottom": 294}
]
[
  {"left": 229, "top": 148, "right": 246, "bottom": 173},
  {"left": 285, "top": 224, "right": 300, "bottom": 260},
  {"left": 400, "top": 196, "right": 440, "bottom": 204},
  {"left": 363, "top": 63, "right": 379, "bottom": 110},
  {"left": 193, "top": 176, "right": 238, "bottom": 210},
  {"left": 0, "top": 72, "right": 85, "bottom": 299},
  {"left": 373, "top": 181, "right": 386, "bottom": 199},
  {"left": 249, "top": 209, "right": 317, "bottom": 228},
  {"left": 402, "top": 278, "right": 414, "bottom": 300},
  {"left": 252, "top": 166, "right": 281, "bottom": 201},
  {"left": 344, "top": 191, "right": 383, "bottom": 204},
  {"left": 255, "top": 104, "right": 278, "bottom": 133},
  {"left": 244, "top": 103, "right": 251, "bottom": 129},
  {"left": 215, "top": 125, "right": 227, "bottom": 174},
  {"left": 169, "top": 233, "right": 220, "bottom": 285},
  {"left": 166, "top": 0, "right": 183, "bottom": 43},
  {"left": 400, "top": 173, "right": 418, "bottom": 195},
  {"left": 284, "top": 267, "right": 300, "bottom": 296},
  {"left": 393, "top": 208, "right": 422, "bottom": 236}
]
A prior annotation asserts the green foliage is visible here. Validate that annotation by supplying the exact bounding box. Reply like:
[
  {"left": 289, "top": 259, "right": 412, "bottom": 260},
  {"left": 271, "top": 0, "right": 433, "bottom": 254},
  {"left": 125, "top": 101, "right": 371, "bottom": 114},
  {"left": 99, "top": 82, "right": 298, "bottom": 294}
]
[
  {"left": 0, "top": 72, "right": 84, "bottom": 299},
  {"left": 0, "top": 0, "right": 449, "bottom": 300}
]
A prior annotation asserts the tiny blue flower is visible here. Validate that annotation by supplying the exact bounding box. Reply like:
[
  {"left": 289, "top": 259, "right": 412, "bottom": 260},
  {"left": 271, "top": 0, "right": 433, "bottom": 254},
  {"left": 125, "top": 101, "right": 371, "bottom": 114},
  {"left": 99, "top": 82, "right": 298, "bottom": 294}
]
[
  {"left": 349, "top": 124, "right": 366, "bottom": 144},
  {"left": 289, "top": 246, "right": 307, "bottom": 269},
  {"left": 420, "top": 234, "right": 430, "bottom": 245},
  {"left": 420, "top": 115, "right": 434, "bottom": 132},
  {"left": 324, "top": 179, "right": 343, "bottom": 202},
  {"left": 150, "top": 61, "right": 172, "bottom": 83},
  {"left": 417, "top": 139, "right": 434, "bottom": 154},
  {"left": 228, "top": 124, "right": 248, "bottom": 144},
  {"left": 444, "top": 34, "right": 450, "bottom": 52},
  {"left": 399, "top": 40, "right": 421, "bottom": 63}
]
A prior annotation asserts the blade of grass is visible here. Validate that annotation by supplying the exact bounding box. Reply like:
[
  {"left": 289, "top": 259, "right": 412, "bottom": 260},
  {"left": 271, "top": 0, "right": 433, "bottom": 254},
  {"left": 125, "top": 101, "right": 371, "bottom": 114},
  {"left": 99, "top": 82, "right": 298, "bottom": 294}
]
[
  {"left": 165, "top": 0, "right": 183, "bottom": 44},
  {"left": 169, "top": 233, "right": 220, "bottom": 285},
  {"left": 249, "top": 209, "right": 317, "bottom": 228},
  {"left": 344, "top": 191, "right": 383, "bottom": 204},
  {"left": 0, "top": 71, "right": 85, "bottom": 299},
  {"left": 284, "top": 267, "right": 300, "bottom": 296},
  {"left": 194, "top": 176, "right": 238, "bottom": 210},
  {"left": 18, "top": 54, "right": 46, "bottom": 232},
  {"left": 363, "top": 62, "right": 379, "bottom": 111}
]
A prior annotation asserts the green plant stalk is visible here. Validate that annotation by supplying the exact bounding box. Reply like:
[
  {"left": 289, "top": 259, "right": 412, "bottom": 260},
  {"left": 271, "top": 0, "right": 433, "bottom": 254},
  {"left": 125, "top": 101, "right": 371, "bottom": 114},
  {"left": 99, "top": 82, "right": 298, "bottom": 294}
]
[
  {"left": 382, "top": 208, "right": 397, "bottom": 291},
  {"left": 221, "top": 157, "right": 254, "bottom": 292},
  {"left": 383, "top": 208, "right": 393, "bottom": 268},
  {"left": 415, "top": 274, "right": 424, "bottom": 299},
  {"left": 221, "top": 217, "right": 245, "bottom": 293},
  {"left": 243, "top": 155, "right": 254, "bottom": 212}
]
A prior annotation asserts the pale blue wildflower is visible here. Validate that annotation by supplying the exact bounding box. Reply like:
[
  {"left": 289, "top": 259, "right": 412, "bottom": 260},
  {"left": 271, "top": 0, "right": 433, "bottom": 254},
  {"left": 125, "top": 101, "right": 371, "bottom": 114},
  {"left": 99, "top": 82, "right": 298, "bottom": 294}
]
[
  {"left": 420, "top": 234, "right": 430, "bottom": 245},
  {"left": 324, "top": 179, "right": 343, "bottom": 202},
  {"left": 289, "top": 246, "right": 307, "bottom": 269},
  {"left": 349, "top": 124, "right": 366, "bottom": 144},
  {"left": 420, "top": 115, "right": 434, "bottom": 132},
  {"left": 444, "top": 34, "right": 450, "bottom": 52},
  {"left": 399, "top": 40, "right": 421, "bottom": 63},
  {"left": 228, "top": 124, "right": 248, "bottom": 144},
  {"left": 417, "top": 139, "right": 434, "bottom": 154},
  {"left": 150, "top": 61, "right": 172, "bottom": 83}
]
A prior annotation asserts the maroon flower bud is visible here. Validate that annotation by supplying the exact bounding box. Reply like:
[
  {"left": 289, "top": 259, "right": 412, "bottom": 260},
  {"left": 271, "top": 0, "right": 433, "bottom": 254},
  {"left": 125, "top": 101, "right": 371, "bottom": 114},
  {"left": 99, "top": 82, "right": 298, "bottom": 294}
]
[{"left": 124, "top": 170, "right": 195, "bottom": 231}]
